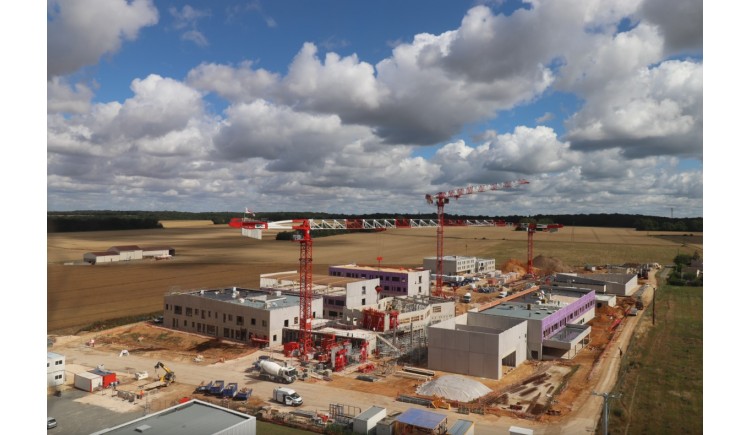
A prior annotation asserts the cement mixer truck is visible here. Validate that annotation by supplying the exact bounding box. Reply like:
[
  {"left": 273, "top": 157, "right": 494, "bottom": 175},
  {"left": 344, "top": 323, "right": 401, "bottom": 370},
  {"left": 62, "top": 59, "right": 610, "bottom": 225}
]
[{"left": 258, "top": 360, "right": 298, "bottom": 384}]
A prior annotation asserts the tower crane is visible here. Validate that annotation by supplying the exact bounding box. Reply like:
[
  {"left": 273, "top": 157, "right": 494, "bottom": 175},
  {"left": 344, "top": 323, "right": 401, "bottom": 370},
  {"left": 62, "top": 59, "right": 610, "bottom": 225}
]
[
  {"left": 516, "top": 222, "right": 563, "bottom": 278},
  {"left": 425, "top": 179, "right": 529, "bottom": 297}
]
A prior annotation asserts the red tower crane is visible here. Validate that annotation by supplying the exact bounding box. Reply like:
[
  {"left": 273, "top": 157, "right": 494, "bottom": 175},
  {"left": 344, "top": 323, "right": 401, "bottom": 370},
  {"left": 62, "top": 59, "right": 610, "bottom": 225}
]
[
  {"left": 517, "top": 222, "right": 563, "bottom": 278},
  {"left": 425, "top": 179, "right": 529, "bottom": 297},
  {"left": 291, "top": 219, "right": 314, "bottom": 360}
]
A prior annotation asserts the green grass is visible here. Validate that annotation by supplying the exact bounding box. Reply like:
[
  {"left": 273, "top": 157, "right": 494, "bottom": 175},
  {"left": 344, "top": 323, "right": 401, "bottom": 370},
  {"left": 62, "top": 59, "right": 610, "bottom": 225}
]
[{"left": 607, "top": 282, "right": 703, "bottom": 434}]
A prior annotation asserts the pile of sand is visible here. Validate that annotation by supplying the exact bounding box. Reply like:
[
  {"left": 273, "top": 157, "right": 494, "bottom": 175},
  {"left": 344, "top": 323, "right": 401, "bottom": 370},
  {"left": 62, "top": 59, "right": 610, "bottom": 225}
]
[{"left": 417, "top": 375, "right": 491, "bottom": 402}]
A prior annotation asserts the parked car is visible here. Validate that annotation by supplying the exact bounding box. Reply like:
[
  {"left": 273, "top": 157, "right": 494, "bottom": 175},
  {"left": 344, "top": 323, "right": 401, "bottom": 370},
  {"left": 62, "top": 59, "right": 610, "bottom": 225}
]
[{"left": 47, "top": 417, "right": 57, "bottom": 429}]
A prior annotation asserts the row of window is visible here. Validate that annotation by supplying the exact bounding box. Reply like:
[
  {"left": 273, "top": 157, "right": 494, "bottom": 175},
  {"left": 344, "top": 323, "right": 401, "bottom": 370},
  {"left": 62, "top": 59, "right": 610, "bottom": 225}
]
[
  {"left": 543, "top": 299, "right": 595, "bottom": 338},
  {"left": 47, "top": 360, "right": 63, "bottom": 367}
]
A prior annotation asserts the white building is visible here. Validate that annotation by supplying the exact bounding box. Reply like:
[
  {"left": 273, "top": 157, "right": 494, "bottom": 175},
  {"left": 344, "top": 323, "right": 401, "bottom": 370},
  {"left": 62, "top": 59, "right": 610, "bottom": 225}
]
[
  {"left": 47, "top": 352, "right": 65, "bottom": 387},
  {"left": 260, "top": 271, "right": 381, "bottom": 319},
  {"left": 422, "top": 256, "right": 496, "bottom": 275},
  {"left": 329, "top": 264, "right": 431, "bottom": 297},
  {"left": 163, "top": 287, "right": 324, "bottom": 348}
]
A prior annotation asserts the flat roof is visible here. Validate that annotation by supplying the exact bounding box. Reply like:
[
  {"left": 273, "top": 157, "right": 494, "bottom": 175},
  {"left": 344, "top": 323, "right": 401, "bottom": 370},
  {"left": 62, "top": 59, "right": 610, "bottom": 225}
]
[
  {"left": 449, "top": 419, "right": 475, "bottom": 434},
  {"left": 396, "top": 408, "right": 447, "bottom": 429},
  {"left": 47, "top": 352, "right": 64, "bottom": 359},
  {"left": 263, "top": 271, "right": 365, "bottom": 286},
  {"left": 183, "top": 287, "right": 314, "bottom": 310},
  {"left": 331, "top": 264, "right": 426, "bottom": 273},
  {"left": 91, "top": 399, "right": 253, "bottom": 435},
  {"left": 481, "top": 303, "right": 559, "bottom": 321},
  {"left": 355, "top": 406, "right": 386, "bottom": 421}
]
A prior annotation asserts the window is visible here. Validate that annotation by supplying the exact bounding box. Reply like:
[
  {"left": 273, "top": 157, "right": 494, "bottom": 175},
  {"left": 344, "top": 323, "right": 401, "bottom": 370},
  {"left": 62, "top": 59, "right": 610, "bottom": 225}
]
[
  {"left": 362, "top": 286, "right": 366, "bottom": 294},
  {"left": 284, "top": 320, "right": 289, "bottom": 327},
  {"left": 433, "top": 306, "right": 442, "bottom": 313},
  {"left": 294, "top": 317, "right": 299, "bottom": 325},
  {"left": 174, "top": 305, "right": 182, "bottom": 315},
  {"left": 237, "top": 316, "right": 244, "bottom": 326},
  {"left": 273, "top": 334, "right": 277, "bottom": 342},
  {"left": 362, "top": 298, "right": 366, "bottom": 305},
  {"left": 183, "top": 320, "right": 187, "bottom": 326},
  {"left": 186, "top": 307, "right": 192, "bottom": 317},
  {"left": 228, "top": 314, "right": 233, "bottom": 321},
  {"left": 251, "top": 318, "right": 256, "bottom": 325},
  {"left": 262, "top": 320, "right": 267, "bottom": 327},
  {"left": 224, "top": 328, "right": 230, "bottom": 338},
  {"left": 55, "top": 374, "right": 62, "bottom": 380}
]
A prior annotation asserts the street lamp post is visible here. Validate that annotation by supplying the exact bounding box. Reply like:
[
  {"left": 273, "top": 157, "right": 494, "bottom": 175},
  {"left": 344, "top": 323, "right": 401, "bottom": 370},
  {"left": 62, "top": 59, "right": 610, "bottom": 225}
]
[{"left": 592, "top": 391, "right": 621, "bottom": 434}]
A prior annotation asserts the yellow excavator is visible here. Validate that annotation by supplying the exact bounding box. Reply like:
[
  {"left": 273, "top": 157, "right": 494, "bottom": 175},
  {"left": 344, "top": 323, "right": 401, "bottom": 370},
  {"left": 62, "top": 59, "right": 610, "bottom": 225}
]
[{"left": 154, "top": 361, "right": 176, "bottom": 385}]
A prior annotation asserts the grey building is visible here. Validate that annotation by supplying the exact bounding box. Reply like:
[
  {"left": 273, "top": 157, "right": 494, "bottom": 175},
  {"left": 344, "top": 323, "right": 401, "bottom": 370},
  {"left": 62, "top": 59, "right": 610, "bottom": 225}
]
[
  {"left": 553, "top": 273, "right": 638, "bottom": 296},
  {"left": 91, "top": 399, "right": 256, "bottom": 434},
  {"left": 428, "top": 287, "right": 596, "bottom": 379},
  {"left": 163, "top": 287, "right": 323, "bottom": 348}
]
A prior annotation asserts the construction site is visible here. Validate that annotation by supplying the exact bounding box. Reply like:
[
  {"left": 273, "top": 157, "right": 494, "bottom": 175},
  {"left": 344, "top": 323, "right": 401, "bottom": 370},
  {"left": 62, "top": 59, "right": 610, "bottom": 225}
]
[{"left": 47, "top": 180, "right": 673, "bottom": 434}]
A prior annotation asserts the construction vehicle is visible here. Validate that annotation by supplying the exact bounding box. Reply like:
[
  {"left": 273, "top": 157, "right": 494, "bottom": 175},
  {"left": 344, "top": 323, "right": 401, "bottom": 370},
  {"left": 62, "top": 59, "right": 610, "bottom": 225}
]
[
  {"left": 209, "top": 380, "right": 225, "bottom": 396},
  {"left": 194, "top": 380, "right": 213, "bottom": 394},
  {"left": 222, "top": 382, "right": 239, "bottom": 399},
  {"left": 235, "top": 387, "right": 253, "bottom": 401},
  {"left": 154, "top": 362, "right": 176, "bottom": 385},
  {"left": 273, "top": 386, "right": 303, "bottom": 406},
  {"left": 258, "top": 360, "right": 298, "bottom": 384}
]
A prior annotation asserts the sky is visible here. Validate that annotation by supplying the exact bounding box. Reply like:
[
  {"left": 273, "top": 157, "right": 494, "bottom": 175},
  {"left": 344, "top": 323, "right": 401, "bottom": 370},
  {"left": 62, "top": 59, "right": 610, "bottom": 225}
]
[{"left": 44, "top": 0, "right": 704, "bottom": 218}]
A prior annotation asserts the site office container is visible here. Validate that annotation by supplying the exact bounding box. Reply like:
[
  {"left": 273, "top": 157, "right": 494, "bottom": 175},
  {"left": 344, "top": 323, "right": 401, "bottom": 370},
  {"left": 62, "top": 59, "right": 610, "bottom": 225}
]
[
  {"left": 74, "top": 372, "right": 103, "bottom": 392},
  {"left": 89, "top": 369, "right": 117, "bottom": 388}
]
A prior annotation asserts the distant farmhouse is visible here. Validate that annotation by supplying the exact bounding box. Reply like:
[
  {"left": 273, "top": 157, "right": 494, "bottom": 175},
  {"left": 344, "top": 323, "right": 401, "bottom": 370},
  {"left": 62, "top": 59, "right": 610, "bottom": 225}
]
[{"left": 84, "top": 245, "right": 175, "bottom": 264}]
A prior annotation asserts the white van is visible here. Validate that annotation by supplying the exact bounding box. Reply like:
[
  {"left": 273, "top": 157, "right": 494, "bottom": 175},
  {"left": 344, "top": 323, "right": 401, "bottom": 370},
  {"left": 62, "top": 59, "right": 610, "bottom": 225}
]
[
  {"left": 498, "top": 291, "right": 508, "bottom": 298},
  {"left": 462, "top": 292, "right": 472, "bottom": 303}
]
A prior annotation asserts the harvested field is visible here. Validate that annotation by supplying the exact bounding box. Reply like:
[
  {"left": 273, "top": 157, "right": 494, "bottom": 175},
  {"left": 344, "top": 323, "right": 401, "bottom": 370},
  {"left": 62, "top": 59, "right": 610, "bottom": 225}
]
[{"left": 48, "top": 224, "right": 697, "bottom": 333}]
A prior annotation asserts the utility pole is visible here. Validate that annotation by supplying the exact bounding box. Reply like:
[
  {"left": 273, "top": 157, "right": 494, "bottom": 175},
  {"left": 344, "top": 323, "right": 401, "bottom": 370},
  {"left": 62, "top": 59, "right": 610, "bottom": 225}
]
[{"left": 592, "top": 391, "right": 621, "bottom": 434}]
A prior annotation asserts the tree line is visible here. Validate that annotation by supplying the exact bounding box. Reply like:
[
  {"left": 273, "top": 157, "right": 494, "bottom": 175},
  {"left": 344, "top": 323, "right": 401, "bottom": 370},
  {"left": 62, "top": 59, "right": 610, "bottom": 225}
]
[{"left": 47, "top": 210, "right": 702, "bottom": 233}]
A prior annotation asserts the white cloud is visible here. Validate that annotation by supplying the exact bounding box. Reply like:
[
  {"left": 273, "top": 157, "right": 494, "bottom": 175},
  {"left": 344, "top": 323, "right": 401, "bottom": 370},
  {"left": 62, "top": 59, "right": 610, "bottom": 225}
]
[
  {"left": 169, "top": 5, "right": 210, "bottom": 47},
  {"left": 47, "top": 0, "right": 159, "bottom": 78},
  {"left": 637, "top": 0, "right": 702, "bottom": 55},
  {"left": 187, "top": 61, "right": 280, "bottom": 103},
  {"left": 47, "top": 77, "right": 95, "bottom": 114}
]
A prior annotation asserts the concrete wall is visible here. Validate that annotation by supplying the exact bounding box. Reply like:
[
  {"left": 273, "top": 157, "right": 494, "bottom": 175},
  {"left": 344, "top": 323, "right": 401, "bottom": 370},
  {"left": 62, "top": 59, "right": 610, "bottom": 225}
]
[
  {"left": 428, "top": 314, "right": 527, "bottom": 379},
  {"left": 164, "top": 291, "right": 323, "bottom": 346},
  {"left": 329, "top": 266, "right": 430, "bottom": 297}
]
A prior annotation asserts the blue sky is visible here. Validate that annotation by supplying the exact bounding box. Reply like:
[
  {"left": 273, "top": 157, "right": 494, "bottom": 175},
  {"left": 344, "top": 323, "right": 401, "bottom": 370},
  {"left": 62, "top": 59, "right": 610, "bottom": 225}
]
[{"left": 44, "top": 0, "right": 704, "bottom": 217}]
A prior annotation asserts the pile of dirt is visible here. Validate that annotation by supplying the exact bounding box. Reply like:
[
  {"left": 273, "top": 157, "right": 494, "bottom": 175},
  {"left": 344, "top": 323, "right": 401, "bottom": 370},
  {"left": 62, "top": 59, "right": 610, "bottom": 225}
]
[
  {"left": 533, "top": 255, "right": 573, "bottom": 275},
  {"left": 500, "top": 259, "right": 527, "bottom": 274}
]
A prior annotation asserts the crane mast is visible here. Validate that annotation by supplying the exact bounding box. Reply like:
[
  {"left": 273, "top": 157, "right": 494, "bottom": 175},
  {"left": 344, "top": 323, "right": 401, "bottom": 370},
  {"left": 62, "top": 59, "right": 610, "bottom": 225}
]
[
  {"left": 426, "top": 179, "right": 529, "bottom": 297},
  {"left": 292, "top": 219, "right": 314, "bottom": 360}
]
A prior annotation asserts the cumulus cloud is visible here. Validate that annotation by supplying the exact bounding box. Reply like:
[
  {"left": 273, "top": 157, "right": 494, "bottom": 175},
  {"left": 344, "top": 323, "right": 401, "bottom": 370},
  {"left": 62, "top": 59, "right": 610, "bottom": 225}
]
[
  {"left": 637, "top": 0, "right": 702, "bottom": 55},
  {"left": 564, "top": 60, "right": 702, "bottom": 158},
  {"left": 46, "top": 0, "right": 703, "bottom": 216},
  {"left": 47, "top": 77, "right": 95, "bottom": 114},
  {"left": 47, "top": 0, "right": 159, "bottom": 78}
]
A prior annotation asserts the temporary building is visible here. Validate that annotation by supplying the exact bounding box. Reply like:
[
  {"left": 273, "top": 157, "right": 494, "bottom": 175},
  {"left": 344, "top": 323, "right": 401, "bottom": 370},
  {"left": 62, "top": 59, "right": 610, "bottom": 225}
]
[
  {"left": 89, "top": 368, "right": 117, "bottom": 388},
  {"left": 74, "top": 371, "right": 103, "bottom": 392},
  {"left": 353, "top": 406, "right": 386, "bottom": 435}
]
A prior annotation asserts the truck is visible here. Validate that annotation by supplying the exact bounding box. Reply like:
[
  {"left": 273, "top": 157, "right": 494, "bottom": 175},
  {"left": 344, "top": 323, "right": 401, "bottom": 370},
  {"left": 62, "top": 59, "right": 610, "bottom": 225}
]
[
  {"left": 222, "top": 382, "right": 238, "bottom": 399},
  {"left": 258, "top": 360, "right": 298, "bottom": 384},
  {"left": 462, "top": 292, "right": 472, "bottom": 303},
  {"left": 234, "top": 387, "right": 253, "bottom": 401},
  {"left": 273, "top": 387, "right": 303, "bottom": 406},
  {"left": 209, "top": 380, "right": 225, "bottom": 396}
]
